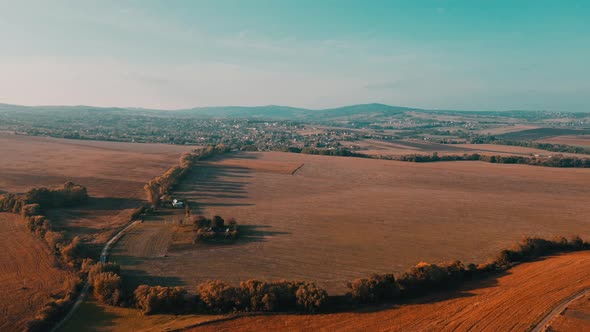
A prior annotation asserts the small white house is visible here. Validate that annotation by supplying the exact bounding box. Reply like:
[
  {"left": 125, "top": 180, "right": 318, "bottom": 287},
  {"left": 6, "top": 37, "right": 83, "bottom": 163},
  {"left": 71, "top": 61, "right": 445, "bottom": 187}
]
[{"left": 172, "top": 199, "right": 184, "bottom": 208}]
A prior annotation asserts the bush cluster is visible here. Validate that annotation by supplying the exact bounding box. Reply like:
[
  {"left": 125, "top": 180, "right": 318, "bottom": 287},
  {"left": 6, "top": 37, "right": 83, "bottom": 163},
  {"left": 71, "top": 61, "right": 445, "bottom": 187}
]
[
  {"left": 348, "top": 273, "right": 400, "bottom": 304},
  {"left": 196, "top": 279, "right": 328, "bottom": 314},
  {"left": 192, "top": 215, "right": 239, "bottom": 242},
  {"left": 134, "top": 285, "right": 191, "bottom": 314},
  {"left": 0, "top": 193, "right": 26, "bottom": 213}
]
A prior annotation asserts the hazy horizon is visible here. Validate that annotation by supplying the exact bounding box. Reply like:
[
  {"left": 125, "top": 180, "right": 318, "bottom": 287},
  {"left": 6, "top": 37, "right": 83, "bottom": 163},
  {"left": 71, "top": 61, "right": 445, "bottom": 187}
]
[{"left": 1, "top": 1, "right": 589, "bottom": 111}]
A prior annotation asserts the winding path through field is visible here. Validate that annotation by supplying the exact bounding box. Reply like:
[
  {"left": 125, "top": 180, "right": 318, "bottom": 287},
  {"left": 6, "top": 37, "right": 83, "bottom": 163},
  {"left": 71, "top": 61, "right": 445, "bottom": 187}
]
[
  {"left": 530, "top": 288, "right": 590, "bottom": 332},
  {"left": 51, "top": 220, "right": 141, "bottom": 332}
]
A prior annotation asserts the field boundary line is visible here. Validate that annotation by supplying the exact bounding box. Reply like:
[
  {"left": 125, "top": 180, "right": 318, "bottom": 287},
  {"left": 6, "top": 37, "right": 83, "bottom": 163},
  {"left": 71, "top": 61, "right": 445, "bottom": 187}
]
[
  {"left": 291, "top": 163, "right": 304, "bottom": 175},
  {"left": 530, "top": 287, "right": 590, "bottom": 332},
  {"left": 51, "top": 218, "right": 141, "bottom": 332}
]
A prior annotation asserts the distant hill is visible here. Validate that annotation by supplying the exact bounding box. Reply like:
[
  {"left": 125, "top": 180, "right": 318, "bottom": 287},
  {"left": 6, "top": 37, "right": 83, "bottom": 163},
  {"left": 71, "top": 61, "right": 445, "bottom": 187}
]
[{"left": 0, "top": 102, "right": 422, "bottom": 121}]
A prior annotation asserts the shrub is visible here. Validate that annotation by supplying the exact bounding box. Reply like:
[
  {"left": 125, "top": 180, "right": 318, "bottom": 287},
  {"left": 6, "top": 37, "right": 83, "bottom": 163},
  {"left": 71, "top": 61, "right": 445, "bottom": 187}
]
[
  {"left": 193, "top": 215, "right": 210, "bottom": 229},
  {"left": 44, "top": 231, "right": 66, "bottom": 252},
  {"left": 87, "top": 262, "right": 121, "bottom": 283},
  {"left": 25, "top": 215, "right": 51, "bottom": 236},
  {"left": 60, "top": 236, "right": 82, "bottom": 263},
  {"left": 197, "top": 280, "right": 241, "bottom": 313},
  {"left": 295, "top": 282, "right": 328, "bottom": 313},
  {"left": 212, "top": 215, "right": 224, "bottom": 229},
  {"left": 134, "top": 285, "right": 189, "bottom": 315},
  {"left": 397, "top": 261, "right": 466, "bottom": 296},
  {"left": 21, "top": 203, "right": 41, "bottom": 217},
  {"left": 0, "top": 193, "right": 26, "bottom": 213},
  {"left": 240, "top": 279, "right": 275, "bottom": 311},
  {"left": 348, "top": 273, "right": 400, "bottom": 304},
  {"left": 93, "top": 272, "right": 123, "bottom": 306}
]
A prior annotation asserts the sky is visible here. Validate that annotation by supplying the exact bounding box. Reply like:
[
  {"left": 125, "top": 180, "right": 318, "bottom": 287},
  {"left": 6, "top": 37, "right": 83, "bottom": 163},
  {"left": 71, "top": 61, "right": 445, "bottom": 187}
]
[{"left": 0, "top": 0, "right": 588, "bottom": 111}]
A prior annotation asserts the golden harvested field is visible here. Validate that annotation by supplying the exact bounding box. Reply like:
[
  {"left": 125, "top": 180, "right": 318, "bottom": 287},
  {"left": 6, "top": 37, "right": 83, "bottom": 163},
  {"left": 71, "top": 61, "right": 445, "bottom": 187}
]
[
  {"left": 538, "top": 135, "right": 590, "bottom": 148},
  {"left": 351, "top": 139, "right": 579, "bottom": 157},
  {"left": 191, "top": 251, "right": 590, "bottom": 332},
  {"left": 0, "top": 213, "right": 75, "bottom": 331},
  {"left": 113, "top": 152, "right": 590, "bottom": 295}
]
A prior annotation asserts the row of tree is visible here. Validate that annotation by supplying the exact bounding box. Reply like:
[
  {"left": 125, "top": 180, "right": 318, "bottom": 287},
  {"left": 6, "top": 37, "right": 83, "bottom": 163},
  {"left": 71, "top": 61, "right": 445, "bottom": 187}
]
[
  {"left": 144, "top": 144, "right": 231, "bottom": 207},
  {"left": 84, "top": 235, "right": 589, "bottom": 318},
  {"left": 469, "top": 136, "right": 590, "bottom": 155},
  {"left": 0, "top": 181, "right": 88, "bottom": 213},
  {"left": 347, "top": 236, "right": 589, "bottom": 304},
  {"left": 83, "top": 261, "right": 328, "bottom": 314},
  {"left": 11, "top": 183, "right": 90, "bottom": 332},
  {"left": 391, "top": 152, "right": 590, "bottom": 168}
]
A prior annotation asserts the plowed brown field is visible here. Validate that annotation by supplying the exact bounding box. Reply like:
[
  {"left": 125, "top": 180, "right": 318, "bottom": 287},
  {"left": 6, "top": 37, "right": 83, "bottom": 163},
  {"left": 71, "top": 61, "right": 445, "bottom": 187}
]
[
  {"left": 113, "top": 152, "right": 590, "bottom": 296},
  {"left": 190, "top": 251, "right": 590, "bottom": 332}
]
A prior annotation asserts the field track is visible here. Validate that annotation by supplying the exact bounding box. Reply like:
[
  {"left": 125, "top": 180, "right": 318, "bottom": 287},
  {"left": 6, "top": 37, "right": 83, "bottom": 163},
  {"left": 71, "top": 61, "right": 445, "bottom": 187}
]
[
  {"left": 531, "top": 288, "right": 590, "bottom": 332},
  {"left": 52, "top": 220, "right": 142, "bottom": 332}
]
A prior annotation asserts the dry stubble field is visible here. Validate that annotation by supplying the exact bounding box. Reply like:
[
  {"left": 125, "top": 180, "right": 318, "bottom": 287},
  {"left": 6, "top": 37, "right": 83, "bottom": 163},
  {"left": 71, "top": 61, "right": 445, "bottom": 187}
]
[
  {"left": 0, "top": 213, "right": 75, "bottom": 331},
  {"left": 113, "top": 152, "right": 590, "bottom": 296},
  {"left": 191, "top": 251, "right": 590, "bottom": 332}
]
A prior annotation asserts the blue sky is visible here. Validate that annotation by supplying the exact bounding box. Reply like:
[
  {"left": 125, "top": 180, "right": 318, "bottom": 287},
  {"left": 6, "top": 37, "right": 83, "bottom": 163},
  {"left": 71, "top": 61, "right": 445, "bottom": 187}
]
[{"left": 0, "top": 0, "right": 588, "bottom": 110}]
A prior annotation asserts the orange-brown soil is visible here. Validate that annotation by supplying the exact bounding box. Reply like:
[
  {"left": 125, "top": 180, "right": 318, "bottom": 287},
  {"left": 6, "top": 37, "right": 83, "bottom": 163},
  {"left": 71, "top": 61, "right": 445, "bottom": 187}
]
[
  {"left": 190, "top": 251, "right": 590, "bottom": 332},
  {"left": 544, "top": 292, "right": 590, "bottom": 332}
]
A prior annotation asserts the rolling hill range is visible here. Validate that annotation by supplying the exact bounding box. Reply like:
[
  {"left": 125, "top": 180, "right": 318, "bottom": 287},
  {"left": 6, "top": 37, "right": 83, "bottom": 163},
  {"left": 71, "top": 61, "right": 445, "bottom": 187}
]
[{"left": 0, "top": 102, "right": 419, "bottom": 121}]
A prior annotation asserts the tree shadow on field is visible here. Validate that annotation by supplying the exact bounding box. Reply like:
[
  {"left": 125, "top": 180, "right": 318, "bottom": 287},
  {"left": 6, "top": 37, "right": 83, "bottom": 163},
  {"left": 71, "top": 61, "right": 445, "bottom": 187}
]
[
  {"left": 61, "top": 300, "right": 123, "bottom": 332},
  {"left": 174, "top": 158, "right": 258, "bottom": 215},
  {"left": 111, "top": 254, "right": 186, "bottom": 290},
  {"left": 238, "top": 225, "right": 290, "bottom": 244}
]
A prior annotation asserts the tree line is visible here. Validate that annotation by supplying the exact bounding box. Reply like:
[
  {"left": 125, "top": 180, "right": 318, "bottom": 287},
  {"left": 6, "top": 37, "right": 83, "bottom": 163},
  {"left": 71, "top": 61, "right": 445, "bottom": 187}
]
[
  {"left": 347, "top": 236, "right": 588, "bottom": 304},
  {"left": 144, "top": 144, "right": 231, "bottom": 207},
  {"left": 81, "top": 260, "right": 328, "bottom": 315},
  {"left": 469, "top": 135, "right": 590, "bottom": 155},
  {"left": 273, "top": 144, "right": 590, "bottom": 168},
  {"left": 391, "top": 152, "right": 590, "bottom": 168},
  {"left": 80, "top": 235, "right": 589, "bottom": 318}
]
